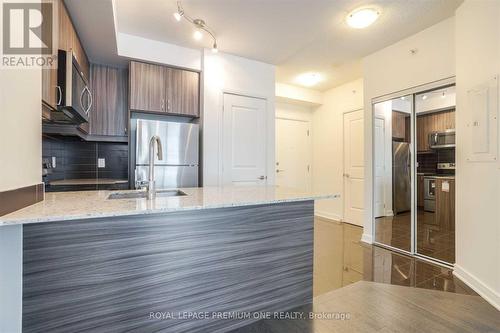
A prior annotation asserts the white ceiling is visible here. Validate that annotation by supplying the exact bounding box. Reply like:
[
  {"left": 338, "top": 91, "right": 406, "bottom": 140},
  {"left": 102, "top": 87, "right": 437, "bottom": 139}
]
[{"left": 68, "top": 0, "right": 462, "bottom": 91}]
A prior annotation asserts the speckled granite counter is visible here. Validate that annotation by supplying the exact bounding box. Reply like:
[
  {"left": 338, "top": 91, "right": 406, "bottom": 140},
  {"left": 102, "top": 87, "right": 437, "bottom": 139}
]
[{"left": 0, "top": 186, "right": 338, "bottom": 226}]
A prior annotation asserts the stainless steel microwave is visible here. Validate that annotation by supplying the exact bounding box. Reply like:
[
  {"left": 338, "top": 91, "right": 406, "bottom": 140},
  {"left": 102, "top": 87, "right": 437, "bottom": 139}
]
[
  {"left": 50, "top": 50, "right": 91, "bottom": 125},
  {"left": 429, "top": 129, "right": 455, "bottom": 149}
]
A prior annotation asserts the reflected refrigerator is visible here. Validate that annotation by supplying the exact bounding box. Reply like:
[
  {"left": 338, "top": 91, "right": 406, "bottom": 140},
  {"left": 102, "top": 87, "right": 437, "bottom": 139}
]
[
  {"left": 134, "top": 119, "right": 199, "bottom": 189},
  {"left": 392, "top": 141, "right": 411, "bottom": 214}
]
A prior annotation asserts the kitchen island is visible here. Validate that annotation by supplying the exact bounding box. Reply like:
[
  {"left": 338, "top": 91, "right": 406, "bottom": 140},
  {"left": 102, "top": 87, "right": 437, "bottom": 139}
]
[{"left": 0, "top": 186, "right": 337, "bottom": 333}]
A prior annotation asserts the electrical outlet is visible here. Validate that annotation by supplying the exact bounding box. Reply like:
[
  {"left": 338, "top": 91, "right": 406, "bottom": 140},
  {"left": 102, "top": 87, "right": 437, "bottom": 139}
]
[{"left": 98, "top": 158, "right": 106, "bottom": 168}]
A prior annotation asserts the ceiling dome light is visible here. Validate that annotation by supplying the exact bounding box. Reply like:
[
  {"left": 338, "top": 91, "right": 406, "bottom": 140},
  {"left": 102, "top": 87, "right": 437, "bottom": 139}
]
[
  {"left": 193, "top": 29, "right": 203, "bottom": 41},
  {"left": 295, "top": 73, "right": 323, "bottom": 87},
  {"left": 346, "top": 7, "right": 380, "bottom": 29}
]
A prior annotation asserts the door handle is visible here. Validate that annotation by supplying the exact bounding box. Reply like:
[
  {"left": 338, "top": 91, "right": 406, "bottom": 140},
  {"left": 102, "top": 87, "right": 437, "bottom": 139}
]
[
  {"left": 276, "top": 169, "right": 285, "bottom": 173},
  {"left": 344, "top": 173, "right": 350, "bottom": 178},
  {"left": 258, "top": 176, "right": 267, "bottom": 180}
]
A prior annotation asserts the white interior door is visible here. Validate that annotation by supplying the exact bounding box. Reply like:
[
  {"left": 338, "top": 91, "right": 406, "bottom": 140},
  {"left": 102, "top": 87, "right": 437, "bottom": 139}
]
[
  {"left": 343, "top": 110, "right": 364, "bottom": 226},
  {"left": 275, "top": 118, "right": 311, "bottom": 190},
  {"left": 374, "top": 116, "right": 385, "bottom": 218},
  {"left": 222, "top": 94, "right": 267, "bottom": 185}
]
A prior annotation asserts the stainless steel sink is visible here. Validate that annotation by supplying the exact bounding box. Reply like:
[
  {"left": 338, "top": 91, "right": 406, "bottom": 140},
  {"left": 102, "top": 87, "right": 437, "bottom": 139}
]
[{"left": 108, "top": 190, "right": 187, "bottom": 200}]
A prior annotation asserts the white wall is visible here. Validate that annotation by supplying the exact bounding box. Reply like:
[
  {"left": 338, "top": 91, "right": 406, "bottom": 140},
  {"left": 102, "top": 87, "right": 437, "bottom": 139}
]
[
  {"left": 312, "top": 79, "right": 364, "bottom": 222},
  {"left": 202, "top": 49, "right": 276, "bottom": 186},
  {"left": 116, "top": 32, "right": 202, "bottom": 70},
  {"left": 276, "top": 101, "right": 314, "bottom": 121},
  {"left": 362, "top": 17, "right": 455, "bottom": 242},
  {"left": 0, "top": 6, "right": 42, "bottom": 332},
  {"left": 275, "top": 83, "right": 323, "bottom": 107},
  {"left": 0, "top": 69, "right": 42, "bottom": 191},
  {"left": 453, "top": 0, "right": 500, "bottom": 310}
]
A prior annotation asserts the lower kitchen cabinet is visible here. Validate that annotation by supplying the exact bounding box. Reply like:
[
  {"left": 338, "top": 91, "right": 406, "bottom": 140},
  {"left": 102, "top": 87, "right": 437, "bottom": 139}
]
[
  {"left": 435, "top": 179, "right": 455, "bottom": 231},
  {"left": 417, "top": 175, "right": 425, "bottom": 207},
  {"left": 89, "top": 64, "right": 128, "bottom": 138}
]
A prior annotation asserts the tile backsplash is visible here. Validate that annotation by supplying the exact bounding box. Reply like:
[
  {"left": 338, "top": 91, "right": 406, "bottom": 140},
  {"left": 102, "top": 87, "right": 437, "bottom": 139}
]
[
  {"left": 417, "top": 148, "right": 455, "bottom": 173},
  {"left": 42, "top": 136, "right": 128, "bottom": 191}
]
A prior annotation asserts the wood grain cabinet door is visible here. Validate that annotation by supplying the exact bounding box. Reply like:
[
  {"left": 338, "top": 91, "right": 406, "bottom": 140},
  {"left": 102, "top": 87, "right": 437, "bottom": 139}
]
[
  {"left": 435, "top": 179, "right": 455, "bottom": 231},
  {"left": 166, "top": 68, "right": 200, "bottom": 117},
  {"left": 57, "top": 0, "right": 73, "bottom": 52},
  {"left": 89, "top": 65, "right": 128, "bottom": 137},
  {"left": 129, "top": 61, "right": 166, "bottom": 113},
  {"left": 417, "top": 175, "right": 424, "bottom": 207}
]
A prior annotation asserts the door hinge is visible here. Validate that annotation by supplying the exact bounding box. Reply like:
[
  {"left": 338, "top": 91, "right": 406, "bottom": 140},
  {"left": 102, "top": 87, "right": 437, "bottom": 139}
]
[
  {"left": 307, "top": 165, "right": 310, "bottom": 172},
  {"left": 307, "top": 130, "right": 310, "bottom": 136}
]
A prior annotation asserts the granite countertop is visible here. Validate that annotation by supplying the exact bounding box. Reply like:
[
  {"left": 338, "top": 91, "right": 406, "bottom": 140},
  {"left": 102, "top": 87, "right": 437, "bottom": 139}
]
[
  {"left": 48, "top": 179, "right": 129, "bottom": 186},
  {"left": 0, "top": 186, "right": 339, "bottom": 226}
]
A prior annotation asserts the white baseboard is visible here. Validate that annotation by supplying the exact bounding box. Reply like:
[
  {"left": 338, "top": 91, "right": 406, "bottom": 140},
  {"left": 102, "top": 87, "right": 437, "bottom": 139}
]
[
  {"left": 361, "top": 233, "right": 373, "bottom": 244},
  {"left": 453, "top": 264, "right": 500, "bottom": 311},
  {"left": 315, "top": 211, "right": 342, "bottom": 222}
]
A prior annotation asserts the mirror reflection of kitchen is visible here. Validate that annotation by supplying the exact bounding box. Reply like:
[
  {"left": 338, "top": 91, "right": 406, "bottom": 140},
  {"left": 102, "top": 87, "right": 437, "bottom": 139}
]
[
  {"left": 416, "top": 86, "right": 456, "bottom": 265},
  {"left": 373, "top": 95, "right": 413, "bottom": 253},
  {"left": 373, "top": 85, "right": 456, "bottom": 266}
]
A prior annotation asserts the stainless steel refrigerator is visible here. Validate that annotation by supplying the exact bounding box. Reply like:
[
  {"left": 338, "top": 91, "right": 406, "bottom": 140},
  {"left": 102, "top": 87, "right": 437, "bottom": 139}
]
[
  {"left": 392, "top": 141, "right": 411, "bottom": 214},
  {"left": 134, "top": 119, "right": 199, "bottom": 189}
]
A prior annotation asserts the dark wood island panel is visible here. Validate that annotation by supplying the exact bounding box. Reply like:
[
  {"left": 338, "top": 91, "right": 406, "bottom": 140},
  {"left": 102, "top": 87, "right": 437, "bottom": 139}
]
[{"left": 23, "top": 201, "right": 314, "bottom": 333}]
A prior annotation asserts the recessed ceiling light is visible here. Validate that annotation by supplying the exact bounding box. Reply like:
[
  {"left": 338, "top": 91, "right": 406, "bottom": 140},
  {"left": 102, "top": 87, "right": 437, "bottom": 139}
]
[
  {"left": 422, "top": 95, "right": 428, "bottom": 100},
  {"left": 193, "top": 29, "right": 203, "bottom": 41},
  {"left": 400, "top": 96, "right": 406, "bottom": 100},
  {"left": 295, "top": 73, "right": 323, "bottom": 87},
  {"left": 346, "top": 7, "right": 380, "bottom": 29}
]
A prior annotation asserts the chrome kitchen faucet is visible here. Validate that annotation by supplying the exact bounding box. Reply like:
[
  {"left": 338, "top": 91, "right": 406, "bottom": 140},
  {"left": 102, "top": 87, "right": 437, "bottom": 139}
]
[{"left": 147, "top": 135, "right": 163, "bottom": 200}]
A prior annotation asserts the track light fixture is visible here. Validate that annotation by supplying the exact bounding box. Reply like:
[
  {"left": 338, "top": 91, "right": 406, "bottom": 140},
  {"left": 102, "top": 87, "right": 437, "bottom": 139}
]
[{"left": 174, "top": 1, "right": 218, "bottom": 53}]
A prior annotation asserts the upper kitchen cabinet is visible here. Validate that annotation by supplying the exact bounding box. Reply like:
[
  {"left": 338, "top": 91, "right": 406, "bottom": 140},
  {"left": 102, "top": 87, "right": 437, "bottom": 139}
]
[
  {"left": 129, "top": 61, "right": 165, "bottom": 113},
  {"left": 89, "top": 65, "right": 128, "bottom": 138},
  {"left": 416, "top": 110, "right": 455, "bottom": 152},
  {"left": 166, "top": 68, "right": 200, "bottom": 117},
  {"left": 57, "top": 0, "right": 89, "bottom": 79},
  {"left": 129, "top": 61, "right": 200, "bottom": 117}
]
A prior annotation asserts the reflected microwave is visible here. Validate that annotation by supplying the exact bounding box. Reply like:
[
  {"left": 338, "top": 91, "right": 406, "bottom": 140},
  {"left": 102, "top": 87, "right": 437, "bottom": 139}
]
[
  {"left": 50, "top": 50, "right": 91, "bottom": 125},
  {"left": 429, "top": 129, "right": 455, "bottom": 149}
]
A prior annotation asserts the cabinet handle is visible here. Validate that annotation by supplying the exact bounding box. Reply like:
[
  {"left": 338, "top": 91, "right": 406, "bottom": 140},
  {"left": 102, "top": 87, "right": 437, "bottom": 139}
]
[
  {"left": 167, "top": 99, "right": 171, "bottom": 111},
  {"left": 161, "top": 99, "right": 164, "bottom": 111}
]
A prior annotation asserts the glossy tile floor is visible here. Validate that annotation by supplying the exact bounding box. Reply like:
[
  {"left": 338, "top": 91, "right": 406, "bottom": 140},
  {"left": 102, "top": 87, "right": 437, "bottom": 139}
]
[
  {"left": 230, "top": 222, "right": 495, "bottom": 333},
  {"left": 374, "top": 208, "right": 455, "bottom": 264},
  {"left": 230, "top": 281, "right": 499, "bottom": 333}
]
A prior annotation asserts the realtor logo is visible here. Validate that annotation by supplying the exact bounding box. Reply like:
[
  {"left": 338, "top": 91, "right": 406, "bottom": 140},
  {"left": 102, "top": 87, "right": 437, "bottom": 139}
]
[
  {"left": 1, "top": 1, "right": 56, "bottom": 68},
  {"left": 3, "top": 2, "right": 52, "bottom": 54}
]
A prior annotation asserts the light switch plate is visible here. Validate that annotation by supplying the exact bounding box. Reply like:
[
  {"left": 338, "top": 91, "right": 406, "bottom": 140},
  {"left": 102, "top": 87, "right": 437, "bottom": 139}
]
[{"left": 98, "top": 158, "right": 106, "bottom": 168}]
